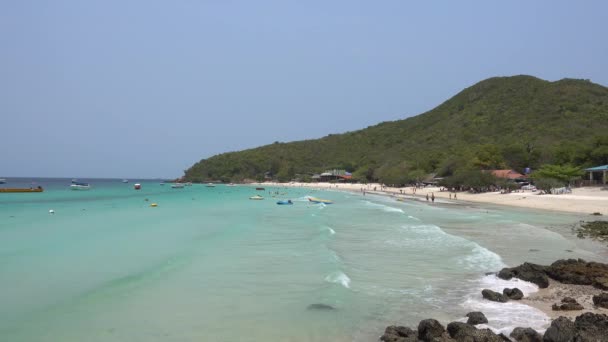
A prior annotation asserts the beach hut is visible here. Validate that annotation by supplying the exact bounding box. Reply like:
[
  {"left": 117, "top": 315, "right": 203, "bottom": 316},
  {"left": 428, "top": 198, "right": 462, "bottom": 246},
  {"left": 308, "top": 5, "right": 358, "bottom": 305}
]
[{"left": 585, "top": 164, "right": 608, "bottom": 185}]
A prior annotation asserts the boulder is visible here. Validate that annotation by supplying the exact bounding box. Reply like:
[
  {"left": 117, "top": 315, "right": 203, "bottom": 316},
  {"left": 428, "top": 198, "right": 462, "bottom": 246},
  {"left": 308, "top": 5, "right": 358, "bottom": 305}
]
[
  {"left": 497, "top": 263, "right": 549, "bottom": 288},
  {"left": 466, "top": 312, "right": 488, "bottom": 325},
  {"left": 380, "top": 325, "right": 418, "bottom": 342},
  {"left": 546, "top": 259, "right": 608, "bottom": 289},
  {"left": 503, "top": 287, "right": 524, "bottom": 300},
  {"left": 446, "top": 322, "right": 508, "bottom": 342},
  {"left": 482, "top": 289, "right": 508, "bottom": 303},
  {"left": 573, "top": 312, "right": 608, "bottom": 341},
  {"left": 417, "top": 319, "right": 446, "bottom": 341},
  {"left": 543, "top": 316, "right": 575, "bottom": 342},
  {"left": 509, "top": 327, "right": 542, "bottom": 342},
  {"left": 551, "top": 297, "right": 584, "bottom": 311},
  {"left": 592, "top": 292, "right": 608, "bottom": 308}
]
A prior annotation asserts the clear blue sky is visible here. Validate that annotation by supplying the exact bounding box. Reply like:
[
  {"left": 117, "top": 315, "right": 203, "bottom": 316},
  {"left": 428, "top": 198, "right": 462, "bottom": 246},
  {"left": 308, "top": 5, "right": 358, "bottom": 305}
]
[{"left": 2, "top": 1, "right": 607, "bottom": 178}]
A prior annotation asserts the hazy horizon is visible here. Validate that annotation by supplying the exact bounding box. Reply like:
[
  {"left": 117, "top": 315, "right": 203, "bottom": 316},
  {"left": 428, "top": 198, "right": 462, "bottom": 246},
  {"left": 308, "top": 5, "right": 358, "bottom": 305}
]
[{"left": 2, "top": 1, "right": 607, "bottom": 178}]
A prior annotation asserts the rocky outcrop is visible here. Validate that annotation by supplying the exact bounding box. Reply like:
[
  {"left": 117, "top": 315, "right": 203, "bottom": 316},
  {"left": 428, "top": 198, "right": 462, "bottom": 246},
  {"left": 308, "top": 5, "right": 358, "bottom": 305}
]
[
  {"left": 592, "top": 292, "right": 608, "bottom": 308},
  {"left": 543, "top": 317, "right": 575, "bottom": 342},
  {"left": 466, "top": 312, "right": 488, "bottom": 325},
  {"left": 509, "top": 327, "right": 542, "bottom": 342},
  {"left": 380, "top": 325, "right": 418, "bottom": 342},
  {"left": 551, "top": 297, "right": 584, "bottom": 311},
  {"left": 446, "top": 322, "right": 509, "bottom": 342},
  {"left": 417, "top": 319, "right": 451, "bottom": 342},
  {"left": 573, "top": 312, "right": 608, "bottom": 341},
  {"left": 503, "top": 287, "right": 524, "bottom": 300},
  {"left": 482, "top": 289, "right": 508, "bottom": 303},
  {"left": 497, "top": 263, "right": 549, "bottom": 288},
  {"left": 498, "top": 259, "right": 608, "bottom": 290},
  {"left": 546, "top": 259, "right": 608, "bottom": 290}
]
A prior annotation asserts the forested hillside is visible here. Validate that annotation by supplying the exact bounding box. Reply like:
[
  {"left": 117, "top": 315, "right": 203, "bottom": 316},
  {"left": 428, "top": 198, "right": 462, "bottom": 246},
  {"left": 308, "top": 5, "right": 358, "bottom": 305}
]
[{"left": 184, "top": 75, "right": 608, "bottom": 183}]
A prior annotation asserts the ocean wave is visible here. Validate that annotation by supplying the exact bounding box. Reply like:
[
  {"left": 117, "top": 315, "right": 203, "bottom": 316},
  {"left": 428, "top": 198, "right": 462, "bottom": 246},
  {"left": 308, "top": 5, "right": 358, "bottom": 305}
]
[
  {"left": 324, "top": 270, "right": 351, "bottom": 289},
  {"left": 321, "top": 225, "right": 336, "bottom": 235},
  {"left": 461, "top": 275, "right": 550, "bottom": 335},
  {"left": 459, "top": 244, "right": 506, "bottom": 271},
  {"left": 407, "top": 215, "right": 421, "bottom": 221},
  {"left": 363, "top": 201, "right": 404, "bottom": 214}
]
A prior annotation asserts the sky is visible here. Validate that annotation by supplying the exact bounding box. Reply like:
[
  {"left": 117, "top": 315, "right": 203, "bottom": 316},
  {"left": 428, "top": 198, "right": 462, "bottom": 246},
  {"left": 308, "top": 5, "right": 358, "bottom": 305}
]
[{"left": 2, "top": 1, "right": 607, "bottom": 178}]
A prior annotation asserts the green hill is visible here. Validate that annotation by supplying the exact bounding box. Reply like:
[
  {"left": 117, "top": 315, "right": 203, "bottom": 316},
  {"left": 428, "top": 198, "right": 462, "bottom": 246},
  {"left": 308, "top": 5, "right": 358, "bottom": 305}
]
[{"left": 183, "top": 75, "right": 608, "bottom": 183}]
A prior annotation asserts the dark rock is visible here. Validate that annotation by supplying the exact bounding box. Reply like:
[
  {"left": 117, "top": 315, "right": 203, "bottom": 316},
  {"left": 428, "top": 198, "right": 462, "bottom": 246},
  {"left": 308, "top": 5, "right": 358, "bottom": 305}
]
[
  {"left": 592, "top": 292, "right": 608, "bottom": 308},
  {"left": 497, "top": 263, "right": 549, "bottom": 288},
  {"left": 561, "top": 297, "right": 577, "bottom": 304},
  {"left": 503, "top": 287, "right": 524, "bottom": 300},
  {"left": 482, "top": 289, "right": 508, "bottom": 303},
  {"left": 551, "top": 302, "right": 584, "bottom": 311},
  {"left": 446, "top": 322, "right": 508, "bottom": 342},
  {"left": 509, "top": 327, "right": 542, "bottom": 342},
  {"left": 546, "top": 259, "right": 608, "bottom": 290},
  {"left": 306, "top": 303, "right": 335, "bottom": 310},
  {"left": 543, "top": 316, "right": 575, "bottom": 342},
  {"left": 380, "top": 325, "right": 417, "bottom": 342},
  {"left": 573, "top": 312, "right": 608, "bottom": 342},
  {"left": 466, "top": 312, "right": 488, "bottom": 325},
  {"left": 418, "top": 319, "right": 446, "bottom": 341}
]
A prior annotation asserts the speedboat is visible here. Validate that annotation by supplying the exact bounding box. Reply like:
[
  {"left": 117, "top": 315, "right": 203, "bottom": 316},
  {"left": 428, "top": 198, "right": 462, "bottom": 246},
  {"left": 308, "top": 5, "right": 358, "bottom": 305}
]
[
  {"left": 226, "top": 183, "right": 237, "bottom": 187},
  {"left": 308, "top": 197, "right": 333, "bottom": 204},
  {"left": 171, "top": 183, "right": 185, "bottom": 188},
  {"left": 122, "top": 179, "right": 129, "bottom": 183},
  {"left": 0, "top": 178, "right": 6, "bottom": 184},
  {"left": 134, "top": 183, "right": 141, "bottom": 190},
  {"left": 205, "top": 183, "right": 216, "bottom": 187},
  {"left": 249, "top": 195, "right": 264, "bottom": 200},
  {"left": 70, "top": 180, "right": 91, "bottom": 190},
  {"left": 276, "top": 200, "right": 293, "bottom": 205}
]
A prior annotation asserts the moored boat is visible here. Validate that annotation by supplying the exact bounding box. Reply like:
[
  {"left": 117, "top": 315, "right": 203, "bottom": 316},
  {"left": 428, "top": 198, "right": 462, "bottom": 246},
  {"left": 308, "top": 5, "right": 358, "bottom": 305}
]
[
  {"left": 206, "top": 183, "right": 216, "bottom": 187},
  {"left": 308, "top": 197, "right": 333, "bottom": 204},
  {"left": 249, "top": 195, "right": 264, "bottom": 200},
  {"left": 0, "top": 187, "right": 43, "bottom": 193},
  {"left": 0, "top": 178, "right": 6, "bottom": 184},
  {"left": 256, "top": 187, "right": 265, "bottom": 190},
  {"left": 122, "top": 179, "right": 129, "bottom": 183},
  {"left": 134, "top": 183, "right": 141, "bottom": 190},
  {"left": 70, "top": 180, "right": 91, "bottom": 190},
  {"left": 171, "top": 183, "right": 185, "bottom": 188},
  {"left": 276, "top": 200, "right": 293, "bottom": 205}
]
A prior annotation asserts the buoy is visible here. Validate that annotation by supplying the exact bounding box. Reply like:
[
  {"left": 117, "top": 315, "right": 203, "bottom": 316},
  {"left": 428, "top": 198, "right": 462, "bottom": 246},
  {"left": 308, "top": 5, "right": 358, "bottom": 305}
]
[
  {"left": 49, "top": 209, "right": 55, "bottom": 214},
  {"left": 150, "top": 203, "right": 158, "bottom": 207}
]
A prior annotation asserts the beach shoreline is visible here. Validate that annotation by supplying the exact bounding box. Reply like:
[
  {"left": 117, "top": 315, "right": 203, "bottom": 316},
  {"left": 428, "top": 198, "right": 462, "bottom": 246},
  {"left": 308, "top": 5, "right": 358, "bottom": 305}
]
[{"left": 253, "top": 181, "right": 608, "bottom": 216}]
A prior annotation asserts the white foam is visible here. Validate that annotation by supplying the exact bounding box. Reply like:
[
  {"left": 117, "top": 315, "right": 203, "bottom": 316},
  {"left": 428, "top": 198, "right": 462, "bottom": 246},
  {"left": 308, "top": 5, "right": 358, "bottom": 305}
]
[
  {"left": 323, "top": 226, "right": 336, "bottom": 235},
  {"left": 407, "top": 215, "right": 421, "bottom": 221},
  {"left": 461, "top": 275, "right": 550, "bottom": 335},
  {"left": 324, "top": 271, "right": 351, "bottom": 289},
  {"left": 459, "top": 244, "right": 506, "bottom": 271},
  {"left": 364, "top": 200, "right": 404, "bottom": 214}
]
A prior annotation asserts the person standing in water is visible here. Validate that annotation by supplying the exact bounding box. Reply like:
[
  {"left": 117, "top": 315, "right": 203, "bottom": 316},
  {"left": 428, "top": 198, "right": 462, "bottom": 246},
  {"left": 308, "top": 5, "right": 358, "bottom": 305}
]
[
  {"left": 426, "top": 193, "right": 429, "bottom": 201},
  {"left": 431, "top": 193, "right": 435, "bottom": 202}
]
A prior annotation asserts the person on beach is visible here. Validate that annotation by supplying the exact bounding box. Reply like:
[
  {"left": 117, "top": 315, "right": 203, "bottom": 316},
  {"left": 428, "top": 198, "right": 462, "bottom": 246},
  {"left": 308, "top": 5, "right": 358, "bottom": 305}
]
[
  {"left": 431, "top": 193, "right": 435, "bottom": 202},
  {"left": 449, "top": 193, "right": 452, "bottom": 199},
  {"left": 454, "top": 193, "right": 457, "bottom": 200},
  {"left": 426, "top": 194, "right": 429, "bottom": 201}
]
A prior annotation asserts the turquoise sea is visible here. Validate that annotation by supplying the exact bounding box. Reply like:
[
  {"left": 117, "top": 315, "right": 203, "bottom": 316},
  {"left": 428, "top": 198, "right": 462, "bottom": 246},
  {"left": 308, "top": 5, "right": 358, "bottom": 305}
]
[{"left": 0, "top": 178, "right": 606, "bottom": 341}]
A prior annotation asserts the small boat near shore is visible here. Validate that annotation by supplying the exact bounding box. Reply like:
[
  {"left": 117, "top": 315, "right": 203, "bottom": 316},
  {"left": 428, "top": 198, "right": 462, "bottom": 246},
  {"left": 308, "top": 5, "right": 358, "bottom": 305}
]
[
  {"left": 276, "top": 200, "right": 293, "bottom": 205},
  {"left": 0, "top": 187, "right": 44, "bottom": 193},
  {"left": 206, "top": 183, "right": 216, "bottom": 187},
  {"left": 70, "top": 180, "right": 91, "bottom": 190},
  {"left": 308, "top": 197, "right": 333, "bottom": 204},
  {"left": 122, "top": 179, "right": 129, "bottom": 183},
  {"left": 256, "top": 187, "right": 265, "bottom": 190},
  {"left": 171, "top": 183, "right": 185, "bottom": 188},
  {"left": 249, "top": 195, "right": 264, "bottom": 200},
  {"left": 0, "top": 178, "right": 6, "bottom": 184}
]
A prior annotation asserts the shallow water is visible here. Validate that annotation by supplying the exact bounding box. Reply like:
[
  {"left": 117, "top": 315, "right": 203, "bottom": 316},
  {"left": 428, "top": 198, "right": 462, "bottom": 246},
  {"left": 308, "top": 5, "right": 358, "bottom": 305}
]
[{"left": 0, "top": 179, "right": 605, "bottom": 341}]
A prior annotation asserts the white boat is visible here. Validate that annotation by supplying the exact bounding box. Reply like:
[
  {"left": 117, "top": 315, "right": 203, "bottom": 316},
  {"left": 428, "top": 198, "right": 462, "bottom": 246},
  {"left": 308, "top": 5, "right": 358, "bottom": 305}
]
[
  {"left": 122, "top": 179, "right": 129, "bottom": 183},
  {"left": 206, "top": 183, "right": 216, "bottom": 187},
  {"left": 186, "top": 182, "right": 193, "bottom": 186},
  {"left": 0, "top": 178, "right": 6, "bottom": 184},
  {"left": 249, "top": 195, "right": 264, "bottom": 200},
  {"left": 171, "top": 183, "right": 185, "bottom": 188},
  {"left": 70, "top": 182, "right": 91, "bottom": 190},
  {"left": 226, "top": 183, "right": 237, "bottom": 187}
]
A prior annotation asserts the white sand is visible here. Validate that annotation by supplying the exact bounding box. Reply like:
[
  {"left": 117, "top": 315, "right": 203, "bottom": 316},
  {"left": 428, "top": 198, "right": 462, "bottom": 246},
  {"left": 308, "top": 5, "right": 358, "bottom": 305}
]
[{"left": 257, "top": 182, "right": 608, "bottom": 216}]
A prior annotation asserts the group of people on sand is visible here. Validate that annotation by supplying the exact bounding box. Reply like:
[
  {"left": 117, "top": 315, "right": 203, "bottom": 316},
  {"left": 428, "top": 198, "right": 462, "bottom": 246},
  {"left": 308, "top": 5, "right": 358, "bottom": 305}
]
[{"left": 426, "top": 193, "right": 435, "bottom": 202}]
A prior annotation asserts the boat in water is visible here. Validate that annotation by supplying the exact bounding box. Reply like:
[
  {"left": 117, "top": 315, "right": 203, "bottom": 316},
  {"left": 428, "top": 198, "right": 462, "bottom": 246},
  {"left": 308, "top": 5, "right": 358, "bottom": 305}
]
[
  {"left": 122, "top": 179, "right": 129, "bottom": 183},
  {"left": 134, "top": 183, "right": 141, "bottom": 190},
  {"left": 276, "top": 200, "right": 293, "bottom": 205},
  {"left": 70, "top": 180, "right": 91, "bottom": 190},
  {"left": 226, "top": 183, "right": 237, "bottom": 187},
  {"left": 0, "top": 178, "right": 6, "bottom": 184},
  {"left": 255, "top": 187, "right": 265, "bottom": 190},
  {"left": 249, "top": 195, "right": 264, "bottom": 200},
  {"left": 171, "top": 183, "right": 185, "bottom": 189},
  {"left": 205, "top": 183, "right": 216, "bottom": 187},
  {"left": 308, "top": 197, "right": 333, "bottom": 204},
  {"left": 0, "top": 186, "right": 43, "bottom": 193}
]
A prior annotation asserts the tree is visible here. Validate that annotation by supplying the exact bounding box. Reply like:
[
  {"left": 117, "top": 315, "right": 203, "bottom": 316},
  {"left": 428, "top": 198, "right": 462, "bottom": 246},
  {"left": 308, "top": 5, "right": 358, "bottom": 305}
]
[{"left": 532, "top": 164, "right": 584, "bottom": 186}]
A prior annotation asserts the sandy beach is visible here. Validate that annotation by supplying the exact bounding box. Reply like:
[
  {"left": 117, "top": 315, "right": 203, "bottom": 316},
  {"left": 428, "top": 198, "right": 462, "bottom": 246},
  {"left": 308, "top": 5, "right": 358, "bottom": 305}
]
[{"left": 258, "top": 182, "right": 608, "bottom": 216}]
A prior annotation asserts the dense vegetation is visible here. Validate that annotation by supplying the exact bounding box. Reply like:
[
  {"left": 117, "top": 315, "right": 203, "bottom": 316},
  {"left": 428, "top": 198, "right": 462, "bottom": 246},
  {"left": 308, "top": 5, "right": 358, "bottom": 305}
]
[{"left": 184, "top": 75, "right": 608, "bottom": 183}]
